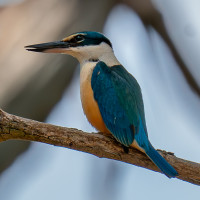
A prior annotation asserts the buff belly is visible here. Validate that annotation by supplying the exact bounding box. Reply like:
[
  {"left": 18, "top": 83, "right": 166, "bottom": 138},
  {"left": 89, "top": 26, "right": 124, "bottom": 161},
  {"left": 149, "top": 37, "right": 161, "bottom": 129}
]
[{"left": 80, "top": 62, "right": 109, "bottom": 133}]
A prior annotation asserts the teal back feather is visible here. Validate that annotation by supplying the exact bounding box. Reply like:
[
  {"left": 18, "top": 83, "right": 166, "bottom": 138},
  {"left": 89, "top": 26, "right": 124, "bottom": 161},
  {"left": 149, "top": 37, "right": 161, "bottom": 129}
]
[
  {"left": 111, "top": 65, "right": 148, "bottom": 134},
  {"left": 91, "top": 61, "right": 148, "bottom": 146},
  {"left": 91, "top": 61, "right": 134, "bottom": 146},
  {"left": 91, "top": 61, "right": 178, "bottom": 177}
]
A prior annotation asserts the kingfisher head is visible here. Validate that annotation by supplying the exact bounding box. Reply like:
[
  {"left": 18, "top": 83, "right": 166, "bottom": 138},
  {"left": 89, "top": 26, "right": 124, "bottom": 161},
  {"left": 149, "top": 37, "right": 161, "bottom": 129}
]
[{"left": 25, "top": 31, "right": 116, "bottom": 64}]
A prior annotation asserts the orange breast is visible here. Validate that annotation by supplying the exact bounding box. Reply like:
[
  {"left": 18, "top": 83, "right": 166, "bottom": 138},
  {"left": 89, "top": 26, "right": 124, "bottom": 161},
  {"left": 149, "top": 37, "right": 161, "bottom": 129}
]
[{"left": 80, "top": 62, "right": 109, "bottom": 133}]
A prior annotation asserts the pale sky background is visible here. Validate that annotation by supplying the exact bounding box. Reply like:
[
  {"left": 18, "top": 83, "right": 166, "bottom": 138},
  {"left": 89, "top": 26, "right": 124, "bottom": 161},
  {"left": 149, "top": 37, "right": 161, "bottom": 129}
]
[{"left": 0, "top": 2, "right": 200, "bottom": 200}]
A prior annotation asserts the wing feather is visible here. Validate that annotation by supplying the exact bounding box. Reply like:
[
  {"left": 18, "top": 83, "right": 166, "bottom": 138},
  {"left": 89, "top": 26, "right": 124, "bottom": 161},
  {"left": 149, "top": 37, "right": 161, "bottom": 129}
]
[{"left": 91, "top": 61, "right": 145, "bottom": 146}]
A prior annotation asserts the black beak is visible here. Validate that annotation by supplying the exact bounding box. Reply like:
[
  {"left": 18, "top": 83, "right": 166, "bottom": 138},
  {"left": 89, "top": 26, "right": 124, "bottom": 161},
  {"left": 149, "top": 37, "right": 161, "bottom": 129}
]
[{"left": 25, "top": 41, "right": 69, "bottom": 52}]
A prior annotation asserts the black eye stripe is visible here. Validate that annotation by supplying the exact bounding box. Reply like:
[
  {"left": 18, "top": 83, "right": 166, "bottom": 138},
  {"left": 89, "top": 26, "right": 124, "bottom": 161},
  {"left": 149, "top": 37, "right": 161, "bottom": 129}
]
[
  {"left": 76, "top": 35, "right": 84, "bottom": 41},
  {"left": 67, "top": 33, "right": 112, "bottom": 48},
  {"left": 70, "top": 35, "right": 84, "bottom": 43}
]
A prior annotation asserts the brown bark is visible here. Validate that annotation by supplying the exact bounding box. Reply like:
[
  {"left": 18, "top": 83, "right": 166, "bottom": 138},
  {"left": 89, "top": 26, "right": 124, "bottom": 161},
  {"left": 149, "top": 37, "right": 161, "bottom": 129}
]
[{"left": 0, "top": 109, "right": 199, "bottom": 186}]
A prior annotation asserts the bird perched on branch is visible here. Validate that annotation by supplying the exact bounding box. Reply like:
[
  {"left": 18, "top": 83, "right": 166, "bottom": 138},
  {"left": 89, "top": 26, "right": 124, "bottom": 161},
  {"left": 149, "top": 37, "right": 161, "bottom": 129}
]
[{"left": 26, "top": 31, "right": 178, "bottom": 178}]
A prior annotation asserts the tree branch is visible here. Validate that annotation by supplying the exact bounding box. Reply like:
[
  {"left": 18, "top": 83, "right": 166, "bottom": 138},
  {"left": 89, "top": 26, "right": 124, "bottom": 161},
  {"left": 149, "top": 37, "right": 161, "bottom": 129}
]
[{"left": 0, "top": 109, "right": 199, "bottom": 185}]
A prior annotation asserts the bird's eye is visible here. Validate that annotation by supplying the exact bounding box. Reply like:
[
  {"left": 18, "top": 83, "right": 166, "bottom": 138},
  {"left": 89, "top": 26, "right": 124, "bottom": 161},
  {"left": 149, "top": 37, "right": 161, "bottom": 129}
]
[
  {"left": 75, "top": 35, "right": 84, "bottom": 42},
  {"left": 70, "top": 35, "right": 84, "bottom": 43}
]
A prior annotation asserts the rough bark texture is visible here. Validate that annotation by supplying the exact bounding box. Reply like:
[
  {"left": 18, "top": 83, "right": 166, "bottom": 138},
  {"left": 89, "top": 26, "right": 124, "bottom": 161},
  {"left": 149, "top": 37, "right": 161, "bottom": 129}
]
[{"left": 0, "top": 109, "right": 199, "bottom": 186}]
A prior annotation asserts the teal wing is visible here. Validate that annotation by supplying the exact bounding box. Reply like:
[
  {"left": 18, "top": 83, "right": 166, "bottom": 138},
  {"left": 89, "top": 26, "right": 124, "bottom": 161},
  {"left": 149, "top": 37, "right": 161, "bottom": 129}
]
[
  {"left": 91, "top": 61, "right": 178, "bottom": 178},
  {"left": 111, "top": 64, "right": 148, "bottom": 134},
  {"left": 91, "top": 61, "right": 148, "bottom": 148}
]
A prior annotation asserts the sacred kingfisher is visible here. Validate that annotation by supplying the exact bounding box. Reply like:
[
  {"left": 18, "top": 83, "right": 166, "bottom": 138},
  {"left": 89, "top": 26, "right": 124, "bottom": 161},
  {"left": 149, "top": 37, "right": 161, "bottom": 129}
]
[{"left": 26, "top": 31, "right": 178, "bottom": 178}]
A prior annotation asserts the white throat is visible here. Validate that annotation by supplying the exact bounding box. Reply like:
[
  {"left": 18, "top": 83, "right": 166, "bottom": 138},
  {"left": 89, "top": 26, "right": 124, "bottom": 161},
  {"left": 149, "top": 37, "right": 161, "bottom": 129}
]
[{"left": 65, "top": 42, "right": 120, "bottom": 67}]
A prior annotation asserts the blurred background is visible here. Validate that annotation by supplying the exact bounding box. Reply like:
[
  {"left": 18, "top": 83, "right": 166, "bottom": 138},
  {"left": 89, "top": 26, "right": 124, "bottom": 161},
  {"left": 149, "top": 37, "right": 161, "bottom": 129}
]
[{"left": 0, "top": 0, "right": 200, "bottom": 199}]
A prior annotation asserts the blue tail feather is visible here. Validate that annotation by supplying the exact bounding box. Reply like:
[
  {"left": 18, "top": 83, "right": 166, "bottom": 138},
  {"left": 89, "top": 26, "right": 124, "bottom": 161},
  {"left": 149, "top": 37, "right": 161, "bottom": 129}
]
[{"left": 146, "top": 143, "right": 178, "bottom": 178}]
